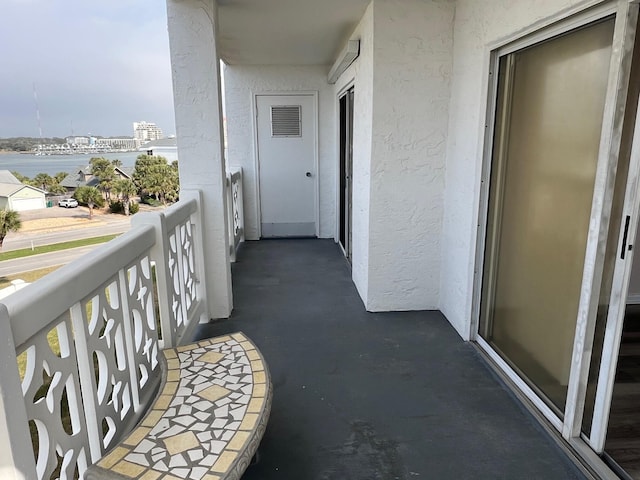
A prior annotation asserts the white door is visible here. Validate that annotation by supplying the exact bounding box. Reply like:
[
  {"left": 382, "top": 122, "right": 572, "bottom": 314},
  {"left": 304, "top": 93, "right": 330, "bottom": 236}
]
[{"left": 256, "top": 94, "right": 317, "bottom": 237}]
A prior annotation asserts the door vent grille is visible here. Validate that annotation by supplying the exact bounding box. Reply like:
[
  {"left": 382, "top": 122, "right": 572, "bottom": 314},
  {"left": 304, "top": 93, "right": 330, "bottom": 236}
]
[{"left": 271, "top": 105, "right": 301, "bottom": 137}]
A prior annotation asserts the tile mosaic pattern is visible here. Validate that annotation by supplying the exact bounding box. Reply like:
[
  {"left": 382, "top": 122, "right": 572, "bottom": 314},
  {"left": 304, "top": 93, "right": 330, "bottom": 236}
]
[{"left": 86, "top": 333, "right": 272, "bottom": 480}]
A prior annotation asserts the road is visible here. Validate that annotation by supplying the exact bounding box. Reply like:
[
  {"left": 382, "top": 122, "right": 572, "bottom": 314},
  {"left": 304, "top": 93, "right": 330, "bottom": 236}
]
[
  {"left": 0, "top": 245, "right": 102, "bottom": 277},
  {"left": 3, "top": 221, "right": 130, "bottom": 251},
  {"left": 0, "top": 206, "right": 161, "bottom": 277}
]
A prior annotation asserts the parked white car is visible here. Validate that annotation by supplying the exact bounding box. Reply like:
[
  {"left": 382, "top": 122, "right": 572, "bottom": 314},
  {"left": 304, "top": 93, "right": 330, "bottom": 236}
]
[{"left": 59, "top": 198, "right": 79, "bottom": 208}]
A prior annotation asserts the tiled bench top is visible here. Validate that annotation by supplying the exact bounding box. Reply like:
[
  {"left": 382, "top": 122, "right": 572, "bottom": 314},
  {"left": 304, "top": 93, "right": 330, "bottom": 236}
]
[{"left": 86, "top": 332, "right": 272, "bottom": 480}]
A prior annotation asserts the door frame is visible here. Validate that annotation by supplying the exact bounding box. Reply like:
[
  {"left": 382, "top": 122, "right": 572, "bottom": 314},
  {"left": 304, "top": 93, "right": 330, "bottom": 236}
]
[
  {"left": 336, "top": 81, "right": 355, "bottom": 259},
  {"left": 251, "top": 91, "right": 320, "bottom": 238},
  {"left": 471, "top": 0, "right": 640, "bottom": 475}
]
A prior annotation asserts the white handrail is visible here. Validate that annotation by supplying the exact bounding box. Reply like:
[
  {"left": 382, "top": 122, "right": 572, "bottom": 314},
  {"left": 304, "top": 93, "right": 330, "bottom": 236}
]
[
  {"left": 133, "top": 190, "right": 208, "bottom": 348},
  {"left": 6, "top": 226, "right": 155, "bottom": 347},
  {"left": 0, "top": 189, "right": 209, "bottom": 480}
]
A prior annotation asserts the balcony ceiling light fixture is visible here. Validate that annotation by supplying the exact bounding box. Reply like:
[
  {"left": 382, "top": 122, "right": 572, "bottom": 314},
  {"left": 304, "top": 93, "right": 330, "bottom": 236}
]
[{"left": 328, "top": 40, "right": 360, "bottom": 84}]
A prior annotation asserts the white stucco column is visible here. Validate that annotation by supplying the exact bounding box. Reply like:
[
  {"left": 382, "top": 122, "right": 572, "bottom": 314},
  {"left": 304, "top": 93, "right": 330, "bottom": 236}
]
[{"left": 166, "top": 0, "right": 232, "bottom": 318}]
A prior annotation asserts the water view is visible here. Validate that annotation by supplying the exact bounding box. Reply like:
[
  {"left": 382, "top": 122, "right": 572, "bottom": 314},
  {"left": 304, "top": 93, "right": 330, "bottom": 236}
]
[{"left": 0, "top": 151, "right": 141, "bottom": 178}]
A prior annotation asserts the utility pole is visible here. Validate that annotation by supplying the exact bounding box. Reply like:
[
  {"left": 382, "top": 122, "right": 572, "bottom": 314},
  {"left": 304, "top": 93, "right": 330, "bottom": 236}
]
[{"left": 33, "top": 83, "right": 43, "bottom": 152}]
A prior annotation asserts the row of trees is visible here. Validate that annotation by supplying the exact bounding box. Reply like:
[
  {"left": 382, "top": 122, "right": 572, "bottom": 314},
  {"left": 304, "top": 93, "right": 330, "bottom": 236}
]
[
  {"left": 0, "top": 154, "right": 181, "bottom": 248},
  {"left": 0, "top": 137, "right": 65, "bottom": 152},
  {"left": 13, "top": 171, "right": 69, "bottom": 194},
  {"left": 132, "top": 155, "right": 180, "bottom": 205},
  {"left": 85, "top": 155, "right": 179, "bottom": 206},
  {"left": 72, "top": 155, "right": 179, "bottom": 218},
  {"left": 13, "top": 155, "right": 180, "bottom": 219}
]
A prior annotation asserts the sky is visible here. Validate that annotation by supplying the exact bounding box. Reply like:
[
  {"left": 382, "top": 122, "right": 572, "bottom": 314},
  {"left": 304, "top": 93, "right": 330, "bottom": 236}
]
[{"left": 0, "top": 0, "right": 176, "bottom": 139}]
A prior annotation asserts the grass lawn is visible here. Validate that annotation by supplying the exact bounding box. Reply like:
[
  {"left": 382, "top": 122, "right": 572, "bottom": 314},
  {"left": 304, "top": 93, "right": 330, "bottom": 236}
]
[
  {"left": 0, "top": 234, "right": 119, "bottom": 262},
  {"left": 0, "top": 265, "right": 62, "bottom": 289}
]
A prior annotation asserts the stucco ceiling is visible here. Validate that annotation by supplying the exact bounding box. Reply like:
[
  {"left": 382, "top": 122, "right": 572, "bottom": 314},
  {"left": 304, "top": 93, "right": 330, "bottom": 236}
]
[{"left": 218, "top": 0, "right": 371, "bottom": 65}]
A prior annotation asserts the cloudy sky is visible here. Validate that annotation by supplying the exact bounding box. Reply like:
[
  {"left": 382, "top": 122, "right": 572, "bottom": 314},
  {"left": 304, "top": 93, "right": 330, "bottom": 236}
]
[{"left": 0, "top": 0, "right": 176, "bottom": 138}]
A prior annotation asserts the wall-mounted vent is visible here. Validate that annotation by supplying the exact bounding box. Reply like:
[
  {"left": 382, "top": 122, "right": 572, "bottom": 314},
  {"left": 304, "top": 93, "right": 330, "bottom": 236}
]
[{"left": 271, "top": 105, "right": 301, "bottom": 137}]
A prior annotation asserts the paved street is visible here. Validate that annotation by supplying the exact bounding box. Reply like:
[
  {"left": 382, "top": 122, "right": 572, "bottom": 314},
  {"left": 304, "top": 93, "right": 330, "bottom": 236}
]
[
  {"left": 3, "top": 220, "right": 130, "bottom": 251},
  {"left": 0, "top": 245, "right": 101, "bottom": 277},
  {"left": 0, "top": 206, "right": 154, "bottom": 277},
  {"left": 0, "top": 205, "right": 164, "bottom": 277},
  {"left": 3, "top": 206, "right": 132, "bottom": 252}
]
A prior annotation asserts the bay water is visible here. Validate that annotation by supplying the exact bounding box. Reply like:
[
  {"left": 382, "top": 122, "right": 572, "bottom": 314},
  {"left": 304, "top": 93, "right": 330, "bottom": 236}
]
[{"left": 0, "top": 151, "right": 142, "bottom": 178}]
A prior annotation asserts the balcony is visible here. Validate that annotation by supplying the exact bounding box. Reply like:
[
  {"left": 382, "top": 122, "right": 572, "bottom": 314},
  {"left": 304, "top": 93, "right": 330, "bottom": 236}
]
[
  {"left": 0, "top": 171, "right": 245, "bottom": 480},
  {"left": 0, "top": 169, "right": 588, "bottom": 479},
  {"left": 195, "top": 239, "right": 588, "bottom": 479}
]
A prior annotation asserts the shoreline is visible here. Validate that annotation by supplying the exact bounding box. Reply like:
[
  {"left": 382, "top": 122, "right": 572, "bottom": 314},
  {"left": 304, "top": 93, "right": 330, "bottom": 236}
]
[{"left": 0, "top": 150, "right": 138, "bottom": 156}]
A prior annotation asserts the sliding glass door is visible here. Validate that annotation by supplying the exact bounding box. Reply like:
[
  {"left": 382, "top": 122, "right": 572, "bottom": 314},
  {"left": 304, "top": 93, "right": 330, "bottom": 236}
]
[
  {"left": 479, "top": 17, "right": 615, "bottom": 414},
  {"left": 476, "top": 2, "right": 640, "bottom": 475}
]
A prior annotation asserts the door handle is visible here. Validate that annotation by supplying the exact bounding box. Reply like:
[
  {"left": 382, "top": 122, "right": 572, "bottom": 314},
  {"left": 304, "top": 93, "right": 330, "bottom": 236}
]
[
  {"left": 621, "top": 215, "right": 633, "bottom": 259},
  {"left": 306, "top": 172, "right": 312, "bottom": 177}
]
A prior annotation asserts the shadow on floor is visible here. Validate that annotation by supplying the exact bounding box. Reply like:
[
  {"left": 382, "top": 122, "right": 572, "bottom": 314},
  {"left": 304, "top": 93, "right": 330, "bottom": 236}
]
[{"left": 194, "top": 239, "right": 586, "bottom": 480}]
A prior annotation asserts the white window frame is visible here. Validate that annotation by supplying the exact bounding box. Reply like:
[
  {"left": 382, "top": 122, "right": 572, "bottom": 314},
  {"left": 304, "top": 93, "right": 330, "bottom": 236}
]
[{"left": 472, "top": 0, "right": 640, "bottom": 475}]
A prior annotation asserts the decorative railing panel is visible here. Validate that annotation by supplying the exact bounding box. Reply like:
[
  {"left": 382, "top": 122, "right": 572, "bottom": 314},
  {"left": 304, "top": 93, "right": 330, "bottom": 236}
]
[
  {"left": 74, "top": 274, "right": 137, "bottom": 455},
  {"left": 227, "top": 167, "right": 245, "bottom": 262},
  {"left": 3, "top": 226, "right": 160, "bottom": 479},
  {"left": 124, "top": 256, "right": 160, "bottom": 395},
  {"left": 135, "top": 190, "right": 208, "bottom": 348},
  {"left": 19, "top": 312, "right": 89, "bottom": 480},
  {"left": 0, "top": 188, "right": 211, "bottom": 480}
]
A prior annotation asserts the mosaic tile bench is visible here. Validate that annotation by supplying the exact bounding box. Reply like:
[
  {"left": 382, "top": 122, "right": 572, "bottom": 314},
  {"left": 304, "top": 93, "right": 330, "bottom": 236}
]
[{"left": 86, "top": 332, "right": 272, "bottom": 480}]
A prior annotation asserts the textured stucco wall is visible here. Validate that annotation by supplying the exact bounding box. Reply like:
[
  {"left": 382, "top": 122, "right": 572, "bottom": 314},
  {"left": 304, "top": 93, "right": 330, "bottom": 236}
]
[
  {"left": 167, "top": 0, "right": 233, "bottom": 318},
  {"left": 441, "top": 0, "right": 603, "bottom": 339},
  {"left": 334, "top": 0, "right": 453, "bottom": 311},
  {"left": 223, "top": 65, "right": 336, "bottom": 240},
  {"left": 334, "top": 3, "right": 374, "bottom": 305},
  {"left": 366, "top": 0, "right": 453, "bottom": 311}
]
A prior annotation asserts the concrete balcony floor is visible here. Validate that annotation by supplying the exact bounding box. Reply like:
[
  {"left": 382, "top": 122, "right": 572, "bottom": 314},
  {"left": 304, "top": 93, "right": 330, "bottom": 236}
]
[{"left": 194, "top": 239, "right": 587, "bottom": 480}]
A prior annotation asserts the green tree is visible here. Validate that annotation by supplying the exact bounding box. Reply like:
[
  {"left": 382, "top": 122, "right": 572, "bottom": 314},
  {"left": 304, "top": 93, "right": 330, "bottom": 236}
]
[
  {"left": 54, "top": 172, "right": 68, "bottom": 183},
  {"left": 133, "top": 155, "right": 179, "bottom": 205},
  {"left": 73, "top": 186, "right": 103, "bottom": 219},
  {"left": 11, "top": 171, "right": 30, "bottom": 184},
  {"left": 48, "top": 184, "right": 68, "bottom": 195},
  {"left": 0, "top": 209, "right": 21, "bottom": 248},
  {"left": 33, "top": 173, "right": 53, "bottom": 191},
  {"left": 89, "top": 157, "right": 116, "bottom": 201},
  {"left": 113, "top": 178, "right": 137, "bottom": 216}
]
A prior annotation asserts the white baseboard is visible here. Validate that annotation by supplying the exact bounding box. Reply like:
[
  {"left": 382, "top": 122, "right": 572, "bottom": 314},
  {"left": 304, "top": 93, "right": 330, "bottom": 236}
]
[{"left": 627, "top": 294, "right": 640, "bottom": 305}]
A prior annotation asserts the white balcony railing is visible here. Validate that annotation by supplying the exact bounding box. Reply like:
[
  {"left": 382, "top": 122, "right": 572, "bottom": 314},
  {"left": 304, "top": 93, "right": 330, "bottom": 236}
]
[
  {"left": 0, "top": 185, "right": 243, "bottom": 480},
  {"left": 227, "top": 167, "right": 245, "bottom": 262}
]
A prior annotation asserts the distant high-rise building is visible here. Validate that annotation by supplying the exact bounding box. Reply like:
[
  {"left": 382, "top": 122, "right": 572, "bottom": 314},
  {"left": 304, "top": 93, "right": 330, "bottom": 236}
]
[
  {"left": 133, "top": 121, "right": 164, "bottom": 143},
  {"left": 66, "top": 136, "right": 90, "bottom": 146}
]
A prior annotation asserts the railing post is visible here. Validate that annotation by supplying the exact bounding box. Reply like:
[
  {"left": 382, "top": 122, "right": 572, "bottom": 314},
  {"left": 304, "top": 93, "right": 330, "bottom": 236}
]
[
  {"left": 227, "top": 167, "right": 245, "bottom": 262},
  {"left": 0, "top": 305, "right": 36, "bottom": 480},
  {"left": 70, "top": 302, "right": 103, "bottom": 463},
  {"left": 226, "top": 173, "right": 237, "bottom": 262},
  {"left": 180, "top": 189, "right": 210, "bottom": 329},
  {"left": 132, "top": 212, "right": 176, "bottom": 348},
  {"left": 236, "top": 169, "right": 245, "bottom": 245}
]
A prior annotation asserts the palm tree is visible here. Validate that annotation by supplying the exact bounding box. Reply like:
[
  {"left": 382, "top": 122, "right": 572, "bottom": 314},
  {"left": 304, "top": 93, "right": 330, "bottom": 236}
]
[
  {"left": 113, "top": 179, "right": 137, "bottom": 216},
  {"left": 33, "top": 173, "right": 53, "bottom": 191},
  {"left": 89, "top": 157, "right": 116, "bottom": 201},
  {"left": 0, "top": 209, "right": 21, "bottom": 248},
  {"left": 74, "top": 186, "right": 103, "bottom": 219}
]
